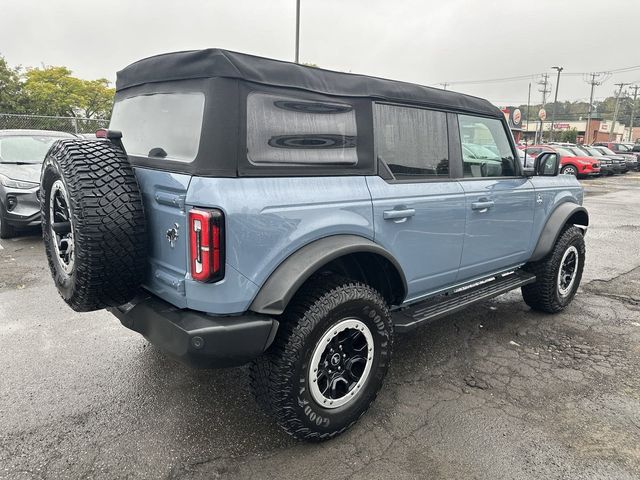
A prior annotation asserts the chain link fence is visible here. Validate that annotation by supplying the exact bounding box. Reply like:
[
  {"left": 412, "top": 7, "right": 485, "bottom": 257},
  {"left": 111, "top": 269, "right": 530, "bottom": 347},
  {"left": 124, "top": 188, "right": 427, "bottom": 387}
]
[{"left": 0, "top": 113, "right": 109, "bottom": 135}]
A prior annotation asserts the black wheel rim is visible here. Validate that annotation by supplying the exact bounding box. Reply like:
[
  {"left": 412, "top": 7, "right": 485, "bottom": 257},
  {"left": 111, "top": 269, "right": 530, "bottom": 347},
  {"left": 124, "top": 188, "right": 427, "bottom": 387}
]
[
  {"left": 309, "top": 318, "right": 374, "bottom": 408},
  {"left": 49, "top": 180, "right": 75, "bottom": 275},
  {"left": 558, "top": 245, "right": 579, "bottom": 296}
]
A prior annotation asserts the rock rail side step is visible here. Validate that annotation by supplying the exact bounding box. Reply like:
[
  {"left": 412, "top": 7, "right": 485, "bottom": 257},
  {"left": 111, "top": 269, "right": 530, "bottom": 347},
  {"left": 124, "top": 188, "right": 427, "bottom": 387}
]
[{"left": 392, "top": 270, "right": 536, "bottom": 332}]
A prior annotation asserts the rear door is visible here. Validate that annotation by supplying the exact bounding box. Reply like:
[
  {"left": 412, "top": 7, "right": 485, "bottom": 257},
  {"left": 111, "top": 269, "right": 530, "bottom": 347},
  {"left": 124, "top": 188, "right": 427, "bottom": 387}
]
[
  {"left": 455, "top": 114, "right": 535, "bottom": 281},
  {"left": 367, "top": 104, "right": 466, "bottom": 302},
  {"left": 109, "top": 91, "right": 206, "bottom": 308}
]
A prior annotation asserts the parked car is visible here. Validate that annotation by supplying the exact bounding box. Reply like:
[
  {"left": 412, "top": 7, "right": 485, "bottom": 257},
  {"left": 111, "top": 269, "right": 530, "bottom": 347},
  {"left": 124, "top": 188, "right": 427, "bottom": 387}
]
[
  {"left": 523, "top": 145, "right": 600, "bottom": 177},
  {"left": 593, "top": 142, "right": 639, "bottom": 171},
  {"left": 0, "top": 129, "right": 76, "bottom": 238},
  {"left": 562, "top": 145, "right": 613, "bottom": 176},
  {"left": 580, "top": 145, "right": 629, "bottom": 174},
  {"left": 574, "top": 145, "right": 626, "bottom": 175},
  {"left": 39, "top": 49, "right": 589, "bottom": 441},
  {"left": 591, "top": 145, "right": 633, "bottom": 172}
]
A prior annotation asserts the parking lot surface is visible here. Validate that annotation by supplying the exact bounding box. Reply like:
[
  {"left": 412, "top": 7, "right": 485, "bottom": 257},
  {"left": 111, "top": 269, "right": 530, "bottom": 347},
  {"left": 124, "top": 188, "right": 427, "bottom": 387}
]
[{"left": 1, "top": 173, "right": 639, "bottom": 480}]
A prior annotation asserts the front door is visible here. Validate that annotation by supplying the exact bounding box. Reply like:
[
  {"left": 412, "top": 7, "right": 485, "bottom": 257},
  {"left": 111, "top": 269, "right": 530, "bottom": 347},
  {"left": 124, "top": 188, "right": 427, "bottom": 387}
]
[
  {"left": 367, "top": 103, "right": 467, "bottom": 303},
  {"left": 455, "top": 114, "right": 535, "bottom": 281}
]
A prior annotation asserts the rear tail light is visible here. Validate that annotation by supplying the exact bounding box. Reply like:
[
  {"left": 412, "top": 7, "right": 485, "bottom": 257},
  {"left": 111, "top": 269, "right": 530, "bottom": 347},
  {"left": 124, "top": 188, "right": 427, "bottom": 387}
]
[{"left": 189, "top": 208, "right": 225, "bottom": 283}]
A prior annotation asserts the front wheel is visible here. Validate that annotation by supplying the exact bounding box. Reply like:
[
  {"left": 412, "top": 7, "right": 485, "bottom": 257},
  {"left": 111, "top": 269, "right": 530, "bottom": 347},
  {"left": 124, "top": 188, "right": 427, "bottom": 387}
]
[
  {"left": 0, "top": 206, "right": 16, "bottom": 239},
  {"left": 249, "top": 276, "right": 393, "bottom": 441},
  {"left": 561, "top": 165, "right": 578, "bottom": 176},
  {"left": 521, "top": 226, "right": 585, "bottom": 313}
]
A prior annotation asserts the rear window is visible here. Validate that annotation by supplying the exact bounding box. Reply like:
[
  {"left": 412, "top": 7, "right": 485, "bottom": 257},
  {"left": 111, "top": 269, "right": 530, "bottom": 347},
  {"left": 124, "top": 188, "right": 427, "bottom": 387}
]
[
  {"left": 246, "top": 92, "right": 358, "bottom": 166},
  {"left": 110, "top": 92, "right": 205, "bottom": 162}
]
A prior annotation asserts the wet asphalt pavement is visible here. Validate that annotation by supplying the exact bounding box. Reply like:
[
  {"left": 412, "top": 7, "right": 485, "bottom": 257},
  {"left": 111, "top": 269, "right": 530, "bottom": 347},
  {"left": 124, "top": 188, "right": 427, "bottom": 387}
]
[{"left": 1, "top": 173, "right": 639, "bottom": 480}]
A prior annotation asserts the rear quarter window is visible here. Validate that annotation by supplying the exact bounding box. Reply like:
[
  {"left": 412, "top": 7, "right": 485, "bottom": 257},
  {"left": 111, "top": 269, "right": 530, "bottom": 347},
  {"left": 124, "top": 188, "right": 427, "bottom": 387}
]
[
  {"left": 109, "top": 92, "right": 205, "bottom": 162},
  {"left": 246, "top": 92, "right": 358, "bottom": 166}
]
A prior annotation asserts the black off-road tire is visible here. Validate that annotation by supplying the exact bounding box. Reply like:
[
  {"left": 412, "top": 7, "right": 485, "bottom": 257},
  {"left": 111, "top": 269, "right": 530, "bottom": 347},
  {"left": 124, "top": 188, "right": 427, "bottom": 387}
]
[
  {"left": 0, "top": 206, "right": 16, "bottom": 239},
  {"left": 41, "top": 139, "right": 147, "bottom": 312},
  {"left": 249, "top": 275, "right": 393, "bottom": 441},
  {"left": 521, "top": 226, "right": 585, "bottom": 313}
]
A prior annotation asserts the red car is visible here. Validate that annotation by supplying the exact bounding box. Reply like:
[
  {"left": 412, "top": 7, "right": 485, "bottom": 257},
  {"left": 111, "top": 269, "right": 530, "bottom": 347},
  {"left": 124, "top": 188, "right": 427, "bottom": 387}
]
[{"left": 521, "top": 145, "right": 600, "bottom": 177}]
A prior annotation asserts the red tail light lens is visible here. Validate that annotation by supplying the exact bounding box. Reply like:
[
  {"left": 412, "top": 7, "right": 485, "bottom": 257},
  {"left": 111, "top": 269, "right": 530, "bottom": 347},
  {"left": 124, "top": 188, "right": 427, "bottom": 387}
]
[{"left": 189, "top": 208, "right": 225, "bottom": 282}]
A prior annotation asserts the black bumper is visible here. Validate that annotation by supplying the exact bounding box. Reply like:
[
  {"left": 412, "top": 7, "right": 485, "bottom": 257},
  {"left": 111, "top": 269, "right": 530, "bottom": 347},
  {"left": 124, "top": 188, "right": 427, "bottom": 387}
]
[{"left": 108, "top": 293, "right": 279, "bottom": 368}]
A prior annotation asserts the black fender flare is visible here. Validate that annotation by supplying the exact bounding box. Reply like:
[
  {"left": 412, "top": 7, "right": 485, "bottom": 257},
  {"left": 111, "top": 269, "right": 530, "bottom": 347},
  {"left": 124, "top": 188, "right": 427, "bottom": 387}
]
[
  {"left": 249, "top": 235, "right": 407, "bottom": 315},
  {"left": 529, "top": 203, "right": 589, "bottom": 262}
]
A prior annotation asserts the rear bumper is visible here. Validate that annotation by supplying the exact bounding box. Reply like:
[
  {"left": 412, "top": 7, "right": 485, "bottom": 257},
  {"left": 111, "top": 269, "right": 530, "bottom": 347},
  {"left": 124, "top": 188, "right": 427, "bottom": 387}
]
[{"left": 108, "top": 293, "right": 279, "bottom": 368}]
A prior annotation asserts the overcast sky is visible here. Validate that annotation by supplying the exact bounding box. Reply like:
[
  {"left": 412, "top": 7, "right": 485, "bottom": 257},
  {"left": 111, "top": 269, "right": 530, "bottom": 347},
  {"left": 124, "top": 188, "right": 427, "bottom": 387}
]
[{"left": 2, "top": 0, "right": 640, "bottom": 108}]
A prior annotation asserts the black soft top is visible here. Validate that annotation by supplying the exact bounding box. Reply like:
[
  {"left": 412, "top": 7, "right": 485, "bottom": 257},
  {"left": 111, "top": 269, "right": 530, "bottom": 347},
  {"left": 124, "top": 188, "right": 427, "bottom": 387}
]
[{"left": 116, "top": 48, "right": 501, "bottom": 118}]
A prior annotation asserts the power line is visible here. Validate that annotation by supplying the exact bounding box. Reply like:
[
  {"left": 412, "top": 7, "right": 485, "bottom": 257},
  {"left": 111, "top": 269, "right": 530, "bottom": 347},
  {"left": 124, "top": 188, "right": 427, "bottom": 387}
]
[{"left": 435, "top": 63, "right": 640, "bottom": 87}]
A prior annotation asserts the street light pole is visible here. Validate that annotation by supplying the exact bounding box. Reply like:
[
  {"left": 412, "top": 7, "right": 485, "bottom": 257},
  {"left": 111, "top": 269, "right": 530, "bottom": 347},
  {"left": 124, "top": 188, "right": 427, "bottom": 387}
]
[
  {"left": 550, "top": 66, "right": 563, "bottom": 142},
  {"left": 294, "top": 0, "right": 300, "bottom": 63}
]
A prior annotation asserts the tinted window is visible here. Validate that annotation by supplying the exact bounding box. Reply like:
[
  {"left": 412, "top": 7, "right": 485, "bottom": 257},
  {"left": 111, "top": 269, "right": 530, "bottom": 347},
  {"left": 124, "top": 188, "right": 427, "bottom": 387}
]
[
  {"left": 246, "top": 93, "right": 357, "bottom": 166},
  {"left": 459, "top": 115, "right": 516, "bottom": 177},
  {"left": 374, "top": 104, "right": 449, "bottom": 179},
  {"left": 110, "top": 92, "right": 205, "bottom": 162}
]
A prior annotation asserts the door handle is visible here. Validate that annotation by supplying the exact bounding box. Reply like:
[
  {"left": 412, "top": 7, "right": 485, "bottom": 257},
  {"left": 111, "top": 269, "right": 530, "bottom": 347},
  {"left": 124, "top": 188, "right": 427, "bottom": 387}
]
[
  {"left": 471, "top": 200, "right": 495, "bottom": 211},
  {"left": 383, "top": 208, "right": 416, "bottom": 220}
]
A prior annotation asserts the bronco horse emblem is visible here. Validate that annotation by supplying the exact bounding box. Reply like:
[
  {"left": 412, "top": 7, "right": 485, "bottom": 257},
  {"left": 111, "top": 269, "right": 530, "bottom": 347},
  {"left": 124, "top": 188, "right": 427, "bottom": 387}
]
[{"left": 165, "top": 223, "right": 179, "bottom": 248}]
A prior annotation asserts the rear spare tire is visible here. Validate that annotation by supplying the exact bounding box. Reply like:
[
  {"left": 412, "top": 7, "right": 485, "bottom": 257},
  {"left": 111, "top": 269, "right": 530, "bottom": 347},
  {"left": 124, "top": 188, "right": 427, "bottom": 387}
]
[{"left": 41, "top": 139, "right": 147, "bottom": 312}]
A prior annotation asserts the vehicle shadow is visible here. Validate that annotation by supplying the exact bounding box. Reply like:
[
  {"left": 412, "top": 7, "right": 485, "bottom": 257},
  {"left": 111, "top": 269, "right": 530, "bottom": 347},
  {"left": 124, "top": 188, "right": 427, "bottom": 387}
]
[{"left": 120, "top": 292, "right": 538, "bottom": 453}]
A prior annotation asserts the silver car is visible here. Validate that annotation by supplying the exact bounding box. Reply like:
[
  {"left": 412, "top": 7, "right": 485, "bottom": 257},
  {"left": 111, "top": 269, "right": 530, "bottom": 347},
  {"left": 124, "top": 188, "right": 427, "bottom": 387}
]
[{"left": 0, "top": 129, "right": 76, "bottom": 238}]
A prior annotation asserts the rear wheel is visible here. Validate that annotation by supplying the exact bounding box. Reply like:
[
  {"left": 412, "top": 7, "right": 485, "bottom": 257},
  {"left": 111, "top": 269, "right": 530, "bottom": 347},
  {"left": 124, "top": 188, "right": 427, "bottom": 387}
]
[
  {"left": 41, "top": 139, "right": 147, "bottom": 311},
  {"left": 249, "top": 275, "right": 393, "bottom": 441},
  {"left": 521, "top": 226, "right": 585, "bottom": 313}
]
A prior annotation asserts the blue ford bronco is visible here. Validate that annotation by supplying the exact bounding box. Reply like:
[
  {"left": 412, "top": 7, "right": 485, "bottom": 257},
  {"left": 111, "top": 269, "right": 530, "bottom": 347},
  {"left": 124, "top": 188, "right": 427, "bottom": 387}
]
[{"left": 40, "top": 49, "right": 588, "bottom": 441}]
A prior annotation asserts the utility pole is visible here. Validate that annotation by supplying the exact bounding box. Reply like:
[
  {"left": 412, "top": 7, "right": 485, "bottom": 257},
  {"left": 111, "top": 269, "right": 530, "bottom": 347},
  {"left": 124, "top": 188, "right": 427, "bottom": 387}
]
[
  {"left": 584, "top": 72, "right": 609, "bottom": 144},
  {"left": 609, "top": 82, "right": 629, "bottom": 141},
  {"left": 628, "top": 85, "right": 639, "bottom": 142},
  {"left": 526, "top": 82, "right": 531, "bottom": 145},
  {"left": 294, "top": 0, "right": 300, "bottom": 63},
  {"left": 549, "top": 66, "right": 563, "bottom": 142},
  {"left": 537, "top": 74, "right": 550, "bottom": 143},
  {"left": 440, "top": 83, "right": 449, "bottom": 91}
]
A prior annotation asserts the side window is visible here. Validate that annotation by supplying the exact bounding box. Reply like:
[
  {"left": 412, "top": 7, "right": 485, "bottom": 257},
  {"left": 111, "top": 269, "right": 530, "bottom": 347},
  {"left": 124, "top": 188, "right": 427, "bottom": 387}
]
[
  {"left": 246, "top": 92, "right": 358, "bottom": 166},
  {"left": 374, "top": 103, "right": 449, "bottom": 179},
  {"left": 458, "top": 114, "right": 517, "bottom": 178}
]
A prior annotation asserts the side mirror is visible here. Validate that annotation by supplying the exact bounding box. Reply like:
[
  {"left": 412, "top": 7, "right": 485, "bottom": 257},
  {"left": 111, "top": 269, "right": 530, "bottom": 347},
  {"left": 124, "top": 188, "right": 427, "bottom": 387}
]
[{"left": 534, "top": 152, "right": 560, "bottom": 176}]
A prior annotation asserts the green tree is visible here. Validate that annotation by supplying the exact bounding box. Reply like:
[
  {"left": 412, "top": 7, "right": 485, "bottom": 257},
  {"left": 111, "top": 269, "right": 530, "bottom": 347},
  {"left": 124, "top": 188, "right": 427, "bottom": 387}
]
[
  {"left": 557, "top": 128, "right": 578, "bottom": 143},
  {"left": 81, "top": 78, "right": 115, "bottom": 119},
  {"left": 22, "top": 66, "right": 114, "bottom": 119},
  {"left": 0, "top": 55, "right": 24, "bottom": 113}
]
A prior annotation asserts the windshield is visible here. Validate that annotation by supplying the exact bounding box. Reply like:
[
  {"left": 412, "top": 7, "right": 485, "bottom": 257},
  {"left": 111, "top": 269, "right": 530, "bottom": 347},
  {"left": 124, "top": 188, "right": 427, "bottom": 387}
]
[
  {"left": 567, "top": 147, "right": 585, "bottom": 156},
  {"left": 0, "top": 135, "right": 64, "bottom": 164},
  {"left": 584, "top": 147, "right": 603, "bottom": 156},
  {"left": 555, "top": 147, "right": 574, "bottom": 157},
  {"left": 597, "top": 146, "right": 616, "bottom": 155}
]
